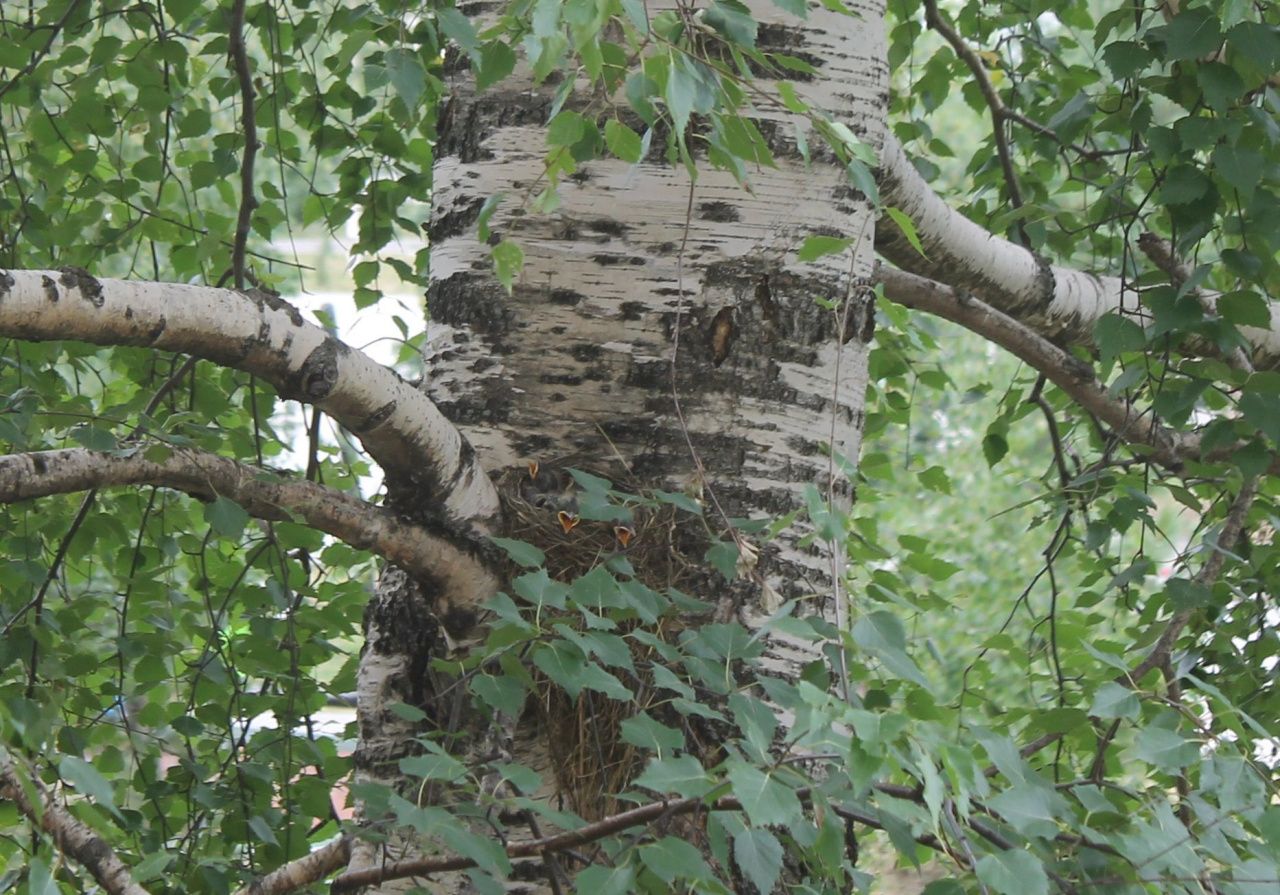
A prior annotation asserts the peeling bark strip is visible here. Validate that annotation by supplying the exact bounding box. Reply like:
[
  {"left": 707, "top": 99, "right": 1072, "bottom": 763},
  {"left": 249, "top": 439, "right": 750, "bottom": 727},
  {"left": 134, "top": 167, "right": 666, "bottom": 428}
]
[
  {"left": 875, "top": 135, "right": 1280, "bottom": 366},
  {"left": 0, "top": 270, "right": 499, "bottom": 526},
  {"left": 0, "top": 756, "right": 152, "bottom": 895},
  {"left": 0, "top": 447, "right": 499, "bottom": 613}
]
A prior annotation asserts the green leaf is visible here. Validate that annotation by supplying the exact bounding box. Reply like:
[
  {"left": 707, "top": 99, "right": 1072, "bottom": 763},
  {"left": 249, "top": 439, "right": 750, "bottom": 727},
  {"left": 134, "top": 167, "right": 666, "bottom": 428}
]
[
  {"left": 1240, "top": 391, "right": 1280, "bottom": 444},
  {"left": 706, "top": 540, "right": 740, "bottom": 581},
  {"left": 1217, "top": 290, "right": 1272, "bottom": 328},
  {"left": 1166, "top": 577, "right": 1212, "bottom": 610},
  {"left": 633, "top": 754, "right": 715, "bottom": 798},
  {"left": 653, "top": 489, "right": 703, "bottom": 515},
  {"left": 884, "top": 206, "right": 926, "bottom": 257},
  {"left": 440, "top": 824, "right": 513, "bottom": 877},
  {"left": 59, "top": 756, "right": 122, "bottom": 819},
  {"left": 726, "top": 760, "right": 803, "bottom": 826},
  {"left": 204, "top": 496, "right": 249, "bottom": 540},
  {"left": 704, "top": 1, "right": 758, "bottom": 48},
  {"left": 604, "top": 119, "right": 643, "bottom": 163},
  {"left": 575, "top": 864, "right": 636, "bottom": 895},
  {"left": 531, "top": 642, "right": 587, "bottom": 699},
  {"left": 1090, "top": 682, "right": 1140, "bottom": 721},
  {"left": 1197, "top": 62, "right": 1245, "bottom": 112},
  {"left": 492, "top": 238, "right": 525, "bottom": 293},
  {"left": 1160, "top": 7, "right": 1222, "bottom": 61},
  {"left": 1160, "top": 165, "right": 1213, "bottom": 205},
  {"left": 248, "top": 815, "right": 280, "bottom": 846},
  {"left": 436, "top": 7, "right": 481, "bottom": 55},
  {"left": 975, "top": 849, "right": 1049, "bottom": 895},
  {"left": 476, "top": 41, "right": 516, "bottom": 90},
  {"left": 488, "top": 537, "right": 545, "bottom": 568},
  {"left": 384, "top": 48, "right": 426, "bottom": 110},
  {"left": 852, "top": 611, "right": 929, "bottom": 686},
  {"left": 400, "top": 750, "right": 467, "bottom": 783},
  {"left": 797, "top": 234, "right": 855, "bottom": 262},
  {"left": 1102, "top": 40, "right": 1153, "bottom": 79},
  {"left": 734, "top": 828, "right": 783, "bottom": 893},
  {"left": 1094, "top": 313, "right": 1145, "bottom": 366},
  {"left": 640, "top": 836, "right": 711, "bottom": 883},
  {"left": 620, "top": 712, "right": 685, "bottom": 754},
  {"left": 27, "top": 857, "right": 57, "bottom": 895},
  {"left": 547, "top": 110, "right": 586, "bottom": 147},
  {"left": 1134, "top": 726, "right": 1199, "bottom": 771}
]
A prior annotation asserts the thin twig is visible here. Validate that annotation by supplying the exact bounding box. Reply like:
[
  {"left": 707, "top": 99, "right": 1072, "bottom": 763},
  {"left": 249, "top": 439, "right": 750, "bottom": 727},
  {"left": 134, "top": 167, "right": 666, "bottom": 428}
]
[
  {"left": 922, "top": 0, "right": 1027, "bottom": 244},
  {"left": 228, "top": 0, "right": 258, "bottom": 288}
]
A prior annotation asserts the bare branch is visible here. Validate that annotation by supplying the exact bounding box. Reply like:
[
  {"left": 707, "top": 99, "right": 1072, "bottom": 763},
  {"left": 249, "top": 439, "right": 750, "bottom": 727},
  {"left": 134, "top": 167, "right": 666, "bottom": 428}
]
[
  {"left": 0, "top": 269, "right": 499, "bottom": 526},
  {"left": 922, "top": 0, "right": 1026, "bottom": 243},
  {"left": 0, "top": 446, "right": 499, "bottom": 618},
  {"left": 330, "top": 789, "right": 944, "bottom": 892},
  {"left": 227, "top": 0, "right": 257, "bottom": 289},
  {"left": 0, "top": 754, "right": 152, "bottom": 895},
  {"left": 232, "top": 836, "right": 351, "bottom": 895}
]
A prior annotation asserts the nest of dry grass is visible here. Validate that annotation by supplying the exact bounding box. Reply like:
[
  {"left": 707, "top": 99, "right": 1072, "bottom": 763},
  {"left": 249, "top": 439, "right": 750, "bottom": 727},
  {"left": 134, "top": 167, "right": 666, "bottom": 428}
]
[{"left": 495, "top": 463, "right": 720, "bottom": 819}]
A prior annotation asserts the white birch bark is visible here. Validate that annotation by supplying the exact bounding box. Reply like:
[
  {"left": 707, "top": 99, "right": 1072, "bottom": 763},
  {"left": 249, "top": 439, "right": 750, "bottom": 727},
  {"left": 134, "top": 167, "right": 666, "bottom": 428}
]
[
  {"left": 876, "top": 135, "right": 1280, "bottom": 365},
  {"left": 0, "top": 447, "right": 497, "bottom": 610},
  {"left": 0, "top": 269, "right": 499, "bottom": 526},
  {"left": 349, "top": 2, "right": 889, "bottom": 890}
]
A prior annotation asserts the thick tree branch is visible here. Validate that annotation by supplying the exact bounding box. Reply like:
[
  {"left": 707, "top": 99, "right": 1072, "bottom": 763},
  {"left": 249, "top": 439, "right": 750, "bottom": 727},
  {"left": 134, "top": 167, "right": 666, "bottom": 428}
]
[
  {"left": 875, "top": 135, "right": 1280, "bottom": 367},
  {"left": 876, "top": 266, "right": 1198, "bottom": 470},
  {"left": 0, "top": 269, "right": 499, "bottom": 526},
  {"left": 0, "top": 447, "right": 499, "bottom": 614},
  {"left": 0, "top": 755, "right": 152, "bottom": 895},
  {"left": 232, "top": 836, "right": 352, "bottom": 895}
]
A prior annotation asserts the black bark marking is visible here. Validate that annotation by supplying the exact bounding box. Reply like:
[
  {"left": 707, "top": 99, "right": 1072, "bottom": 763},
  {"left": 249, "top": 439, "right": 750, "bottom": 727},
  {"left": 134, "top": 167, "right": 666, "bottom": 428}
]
[
  {"left": 429, "top": 195, "right": 486, "bottom": 243},
  {"left": 698, "top": 201, "right": 740, "bottom": 223},
  {"left": 0, "top": 270, "right": 13, "bottom": 298},
  {"left": 429, "top": 272, "right": 511, "bottom": 334},
  {"left": 755, "top": 275, "right": 780, "bottom": 328},
  {"left": 250, "top": 287, "right": 305, "bottom": 327},
  {"left": 359, "top": 400, "right": 396, "bottom": 432},
  {"left": 1033, "top": 252, "right": 1057, "bottom": 308},
  {"left": 297, "top": 339, "right": 340, "bottom": 400},
  {"left": 146, "top": 317, "right": 168, "bottom": 343},
  {"left": 58, "top": 267, "right": 103, "bottom": 307},
  {"left": 40, "top": 275, "right": 58, "bottom": 302},
  {"left": 549, "top": 288, "right": 584, "bottom": 306}
]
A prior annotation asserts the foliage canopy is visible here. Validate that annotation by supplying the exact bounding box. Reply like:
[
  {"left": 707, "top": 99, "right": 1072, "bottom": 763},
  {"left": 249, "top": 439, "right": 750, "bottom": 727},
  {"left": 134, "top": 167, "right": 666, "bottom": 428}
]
[{"left": 0, "top": 1, "right": 1278, "bottom": 894}]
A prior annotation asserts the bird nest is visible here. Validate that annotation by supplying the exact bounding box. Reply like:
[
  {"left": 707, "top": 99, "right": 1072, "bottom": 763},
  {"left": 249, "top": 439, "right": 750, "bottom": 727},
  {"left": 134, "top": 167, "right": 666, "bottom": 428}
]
[{"left": 495, "top": 463, "right": 720, "bottom": 819}]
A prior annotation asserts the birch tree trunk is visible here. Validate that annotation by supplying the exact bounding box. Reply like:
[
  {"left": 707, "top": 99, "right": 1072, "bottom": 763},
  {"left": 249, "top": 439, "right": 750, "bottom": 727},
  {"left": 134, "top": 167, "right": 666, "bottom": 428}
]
[{"left": 351, "top": 1, "right": 889, "bottom": 887}]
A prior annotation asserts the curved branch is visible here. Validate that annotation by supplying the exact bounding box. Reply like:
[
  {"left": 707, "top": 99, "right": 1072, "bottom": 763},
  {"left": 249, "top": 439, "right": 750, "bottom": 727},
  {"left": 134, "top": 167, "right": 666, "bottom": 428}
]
[
  {"left": 232, "top": 835, "right": 351, "bottom": 895},
  {"left": 875, "top": 136, "right": 1280, "bottom": 367},
  {"left": 0, "top": 754, "right": 152, "bottom": 895},
  {"left": 875, "top": 266, "right": 1198, "bottom": 470},
  {"left": 0, "top": 269, "right": 499, "bottom": 526},
  {"left": 0, "top": 447, "right": 499, "bottom": 614}
]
